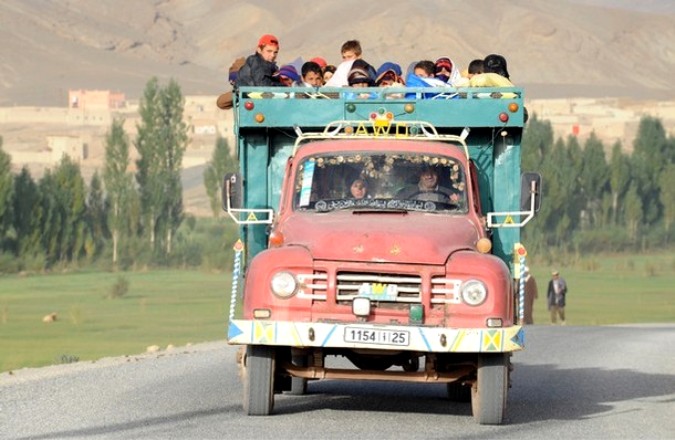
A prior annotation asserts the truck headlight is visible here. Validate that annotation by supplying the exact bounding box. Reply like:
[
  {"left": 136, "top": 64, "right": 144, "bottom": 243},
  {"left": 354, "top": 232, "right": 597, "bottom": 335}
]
[
  {"left": 461, "top": 280, "right": 487, "bottom": 306},
  {"left": 270, "top": 271, "right": 298, "bottom": 298}
]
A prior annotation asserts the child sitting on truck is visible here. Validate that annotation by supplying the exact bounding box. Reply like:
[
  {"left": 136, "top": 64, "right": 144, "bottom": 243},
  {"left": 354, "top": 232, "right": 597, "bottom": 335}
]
[{"left": 235, "top": 34, "right": 281, "bottom": 87}]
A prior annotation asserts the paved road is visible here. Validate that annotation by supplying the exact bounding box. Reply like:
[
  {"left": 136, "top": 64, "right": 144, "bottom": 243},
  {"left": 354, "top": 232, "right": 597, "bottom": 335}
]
[{"left": 1, "top": 325, "right": 674, "bottom": 439}]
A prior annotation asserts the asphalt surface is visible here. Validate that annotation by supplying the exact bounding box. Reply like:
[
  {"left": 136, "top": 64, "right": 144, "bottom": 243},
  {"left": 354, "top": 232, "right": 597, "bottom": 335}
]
[{"left": 1, "top": 324, "right": 674, "bottom": 439}]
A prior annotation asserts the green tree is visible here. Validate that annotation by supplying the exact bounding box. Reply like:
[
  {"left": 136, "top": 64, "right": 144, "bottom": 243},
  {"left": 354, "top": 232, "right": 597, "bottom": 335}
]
[
  {"left": 135, "top": 77, "right": 163, "bottom": 250},
  {"left": 11, "top": 167, "right": 42, "bottom": 257},
  {"left": 536, "top": 137, "right": 578, "bottom": 250},
  {"left": 85, "top": 171, "right": 108, "bottom": 259},
  {"left": 156, "top": 79, "right": 188, "bottom": 255},
  {"left": 623, "top": 184, "right": 643, "bottom": 242},
  {"left": 579, "top": 132, "right": 609, "bottom": 228},
  {"left": 522, "top": 114, "right": 554, "bottom": 172},
  {"left": 104, "top": 118, "right": 133, "bottom": 265},
  {"left": 608, "top": 141, "right": 630, "bottom": 226},
  {"left": 659, "top": 163, "right": 675, "bottom": 240},
  {"left": 52, "top": 156, "right": 87, "bottom": 262},
  {"left": 0, "top": 137, "right": 14, "bottom": 250},
  {"left": 631, "top": 116, "right": 668, "bottom": 225},
  {"left": 204, "top": 136, "right": 238, "bottom": 217},
  {"left": 38, "top": 170, "right": 62, "bottom": 263},
  {"left": 135, "top": 78, "right": 188, "bottom": 258}
]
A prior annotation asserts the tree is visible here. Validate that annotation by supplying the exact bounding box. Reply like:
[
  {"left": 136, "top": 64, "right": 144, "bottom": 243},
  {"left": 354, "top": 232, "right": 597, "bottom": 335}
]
[
  {"left": 521, "top": 113, "right": 554, "bottom": 172},
  {"left": 11, "top": 167, "right": 42, "bottom": 257},
  {"left": 0, "top": 137, "right": 13, "bottom": 250},
  {"left": 135, "top": 78, "right": 188, "bottom": 258},
  {"left": 579, "top": 132, "right": 609, "bottom": 228},
  {"left": 85, "top": 171, "right": 108, "bottom": 259},
  {"left": 38, "top": 170, "right": 62, "bottom": 263},
  {"left": 659, "top": 163, "right": 675, "bottom": 240},
  {"left": 156, "top": 79, "right": 188, "bottom": 255},
  {"left": 52, "top": 156, "right": 87, "bottom": 262},
  {"left": 623, "top": 184, "right": 643, "bottom": 242},
  {"left": 204, "top": 136, "right": 238, "bottom": 217},
  {"left": 631, "top": 116, "right": 668, "bottom": 225},
  {"left": 103, "top": 118, "right": 133, "bottom": 265},
  {"left": 608, "top": 141, "right": 630, "bottom": 226}
]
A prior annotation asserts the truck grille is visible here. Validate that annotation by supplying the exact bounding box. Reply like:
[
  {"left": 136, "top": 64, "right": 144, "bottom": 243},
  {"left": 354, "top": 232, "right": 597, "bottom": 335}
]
[
  {"left": 430, "top": 277, "right": 462, "bottom": 304},
  {"left": 295, "top": 271, "right": 462, "bottom": 305},
  {"left": 336, "top": 272, "right": 422, "bottom": 303},
  {"left": 297, "top": 272, "right": 328, "bottom": 300}
]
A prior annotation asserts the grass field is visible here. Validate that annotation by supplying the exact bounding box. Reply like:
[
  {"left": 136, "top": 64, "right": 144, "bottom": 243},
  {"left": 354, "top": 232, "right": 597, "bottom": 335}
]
[
  {"left": 528, "top": 252, "right": 675, "bottom": 325},
  {"left": 1, "top": 252, "right": 673, "bottom": 372},
  {"left": 0, "top": 270, "right": 234, "bottom": 372}
]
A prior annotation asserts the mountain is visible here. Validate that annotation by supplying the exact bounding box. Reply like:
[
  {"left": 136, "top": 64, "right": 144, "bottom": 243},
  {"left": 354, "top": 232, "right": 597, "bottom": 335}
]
[{"left": 1, "top": 0, "right": 674, "bottom": 106}]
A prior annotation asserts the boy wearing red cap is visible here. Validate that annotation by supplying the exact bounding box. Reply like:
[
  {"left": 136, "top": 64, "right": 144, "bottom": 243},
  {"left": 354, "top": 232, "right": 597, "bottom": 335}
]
[{"left": 236, "top": 34, "right": 281, "bottom": 87}]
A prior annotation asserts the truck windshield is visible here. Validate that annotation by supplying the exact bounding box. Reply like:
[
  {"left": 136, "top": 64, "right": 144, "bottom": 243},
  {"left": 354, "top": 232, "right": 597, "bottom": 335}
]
[{"left": 293, "top": 152, "right": 467, "bottom": 213}]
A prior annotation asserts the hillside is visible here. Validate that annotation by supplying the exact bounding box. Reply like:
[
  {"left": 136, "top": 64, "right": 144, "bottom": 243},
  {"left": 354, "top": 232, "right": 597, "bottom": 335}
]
[{"left": 1, "top": 0, "right": 674, "bottom": 106}]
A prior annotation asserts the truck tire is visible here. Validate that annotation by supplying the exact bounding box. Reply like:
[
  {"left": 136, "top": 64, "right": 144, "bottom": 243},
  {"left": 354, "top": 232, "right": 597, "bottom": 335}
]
[
  {"left": 243, "top": 345, "right": 275, "bottom": 415},
  {"left": 471, "top": 353, "right": 508, "bottom": 425}
]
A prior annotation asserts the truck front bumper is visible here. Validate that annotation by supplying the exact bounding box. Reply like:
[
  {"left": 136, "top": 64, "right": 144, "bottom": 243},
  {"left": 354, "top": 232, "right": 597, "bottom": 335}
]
[{"left": 227, "top": 319, "right": 524, "bottom": 353}]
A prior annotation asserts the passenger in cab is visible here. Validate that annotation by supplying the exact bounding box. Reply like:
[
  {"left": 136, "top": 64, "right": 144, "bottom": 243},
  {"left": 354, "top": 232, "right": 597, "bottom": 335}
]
[
  {"left": 398, "top": 165, "right": 457, "bottom": 203},
  {"left": 236, "top": 34, "right": 281, "bottom": 87},
  {"left": 349, "top": 178, "right": 369, "bottom": 199}
]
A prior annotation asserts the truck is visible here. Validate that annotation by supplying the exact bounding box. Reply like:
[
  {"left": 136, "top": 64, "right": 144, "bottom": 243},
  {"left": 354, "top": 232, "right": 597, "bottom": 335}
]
[{"left": 223, "top": 84, "right": 541, "bottom": 425}]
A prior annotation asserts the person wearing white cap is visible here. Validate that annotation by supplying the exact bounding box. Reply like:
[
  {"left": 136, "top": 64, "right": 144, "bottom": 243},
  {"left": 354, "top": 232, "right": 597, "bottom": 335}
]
[{"left": 547, "top": 270, "right": 568, "bottom": 325}]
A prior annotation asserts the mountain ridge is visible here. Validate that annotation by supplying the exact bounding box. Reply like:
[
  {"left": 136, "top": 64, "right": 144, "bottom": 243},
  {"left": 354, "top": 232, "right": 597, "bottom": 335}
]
[{"left": 1, "top": 0, "right": 674, "bottom": 106}]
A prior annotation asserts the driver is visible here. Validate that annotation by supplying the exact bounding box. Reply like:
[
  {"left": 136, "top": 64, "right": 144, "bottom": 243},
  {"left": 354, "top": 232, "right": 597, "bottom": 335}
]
[{"left": 398, "top": 165, "right": 458, "bottom": 203}]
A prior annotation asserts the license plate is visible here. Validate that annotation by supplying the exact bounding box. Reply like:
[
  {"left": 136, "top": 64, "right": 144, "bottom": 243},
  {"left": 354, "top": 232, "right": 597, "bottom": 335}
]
[{"left": 344, "top": 327, "right": 410, "bottom": 346}]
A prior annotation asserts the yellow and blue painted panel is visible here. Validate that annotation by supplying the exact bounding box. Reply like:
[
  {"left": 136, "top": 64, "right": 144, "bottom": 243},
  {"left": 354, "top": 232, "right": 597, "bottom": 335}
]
[{"left": 228, "top": 319, "right": 524, "bottom": 353}]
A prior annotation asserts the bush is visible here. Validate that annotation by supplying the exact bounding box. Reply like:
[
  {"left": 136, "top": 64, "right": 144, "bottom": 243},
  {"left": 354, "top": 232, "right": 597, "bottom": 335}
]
[
  {"left": 106, "top": 275, "right": 130, "bottom": 299},
  {"left": 57, "top": 354, "right": 80, "bottom": 364},
  {"left": 644, "top": 262, "right": 658, "bottom": 277},
  {"left": 0, "top": 252, "right": 20, "bottom": 273}
]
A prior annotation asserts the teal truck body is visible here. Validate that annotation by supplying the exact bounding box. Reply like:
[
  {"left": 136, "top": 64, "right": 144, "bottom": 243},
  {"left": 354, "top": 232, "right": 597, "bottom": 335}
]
[{"left": 223, "top": 85, "right": 539, "bottom": 424}]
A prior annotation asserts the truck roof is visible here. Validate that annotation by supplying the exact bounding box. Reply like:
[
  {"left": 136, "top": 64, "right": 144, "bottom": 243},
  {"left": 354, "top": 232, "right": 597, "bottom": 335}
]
[{"left": 235, "top": 86, "right": 525, "bottom": 131}]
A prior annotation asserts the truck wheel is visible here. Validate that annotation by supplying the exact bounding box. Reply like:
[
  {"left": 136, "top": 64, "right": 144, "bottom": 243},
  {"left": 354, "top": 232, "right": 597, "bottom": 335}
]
[
  {"left": 471, "top": 353, "right": 508, "bottom": 425},
  {"left": 243, "top": 345, "right": 275, "bottom": 415},
  {"left": 446, "top": 381, "right": 471, "bottom": 402}
]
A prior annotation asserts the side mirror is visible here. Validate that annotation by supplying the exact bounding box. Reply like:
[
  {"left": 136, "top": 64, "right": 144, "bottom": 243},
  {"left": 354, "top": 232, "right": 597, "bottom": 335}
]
[
  {"left": 222, "top": 173, "right": 242, "bottom": 210},
  {"left": 520, "top": 172, "right": 542, "bottom": 213}
]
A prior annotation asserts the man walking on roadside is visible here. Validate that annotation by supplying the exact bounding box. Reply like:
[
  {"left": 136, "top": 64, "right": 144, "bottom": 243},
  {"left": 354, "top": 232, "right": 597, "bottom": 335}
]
[{"left": 547, "top": 270, "right": 568, "bottom": 325}]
